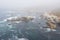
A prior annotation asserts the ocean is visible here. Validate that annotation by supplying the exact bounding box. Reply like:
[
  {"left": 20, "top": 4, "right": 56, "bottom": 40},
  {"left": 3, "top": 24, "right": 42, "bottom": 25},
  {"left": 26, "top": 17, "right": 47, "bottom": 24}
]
[{"left": 0, "top": 10, "right": 60, "bottom": 40}]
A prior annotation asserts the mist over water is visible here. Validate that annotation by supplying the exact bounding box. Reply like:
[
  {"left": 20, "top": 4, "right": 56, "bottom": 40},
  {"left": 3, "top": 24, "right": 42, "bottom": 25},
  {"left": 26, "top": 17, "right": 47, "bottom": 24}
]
[{"left": 0, "top": 0, "right": 60, "bottom": 40}]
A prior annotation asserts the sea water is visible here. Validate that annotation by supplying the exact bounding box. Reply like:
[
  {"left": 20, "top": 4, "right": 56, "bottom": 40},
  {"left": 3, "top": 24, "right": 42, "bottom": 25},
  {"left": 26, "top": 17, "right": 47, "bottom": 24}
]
[{"left": 0, "top": 11, "right": 60, "bottom": 40}]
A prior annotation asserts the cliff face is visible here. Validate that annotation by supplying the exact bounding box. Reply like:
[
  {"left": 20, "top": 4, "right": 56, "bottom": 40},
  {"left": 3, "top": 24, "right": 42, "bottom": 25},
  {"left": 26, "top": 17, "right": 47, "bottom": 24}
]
[
  {"left": 41, "top": 10, "right": 60, "bottom": 30},
  {"left": 49, "top": 10, "right": 60, "bottom": 23},
  {"left": 49, "top": 9, "right": 60, "bottom": 17}
]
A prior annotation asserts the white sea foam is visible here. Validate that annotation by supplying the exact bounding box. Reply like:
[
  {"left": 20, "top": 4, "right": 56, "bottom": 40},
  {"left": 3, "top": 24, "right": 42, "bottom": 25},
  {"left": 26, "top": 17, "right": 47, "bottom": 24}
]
[{"left": 18, "top": 38, "right": 29, "bottom": 40}]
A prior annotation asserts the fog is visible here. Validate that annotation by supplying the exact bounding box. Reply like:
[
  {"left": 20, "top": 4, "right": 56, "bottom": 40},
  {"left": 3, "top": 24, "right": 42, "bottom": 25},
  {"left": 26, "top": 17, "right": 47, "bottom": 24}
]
[
  {"left": 0, "top": 0, "right": 60, "bottom": 10},
  {"left": 0, "top": 0, "right": 60, "bottom": 20}
]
